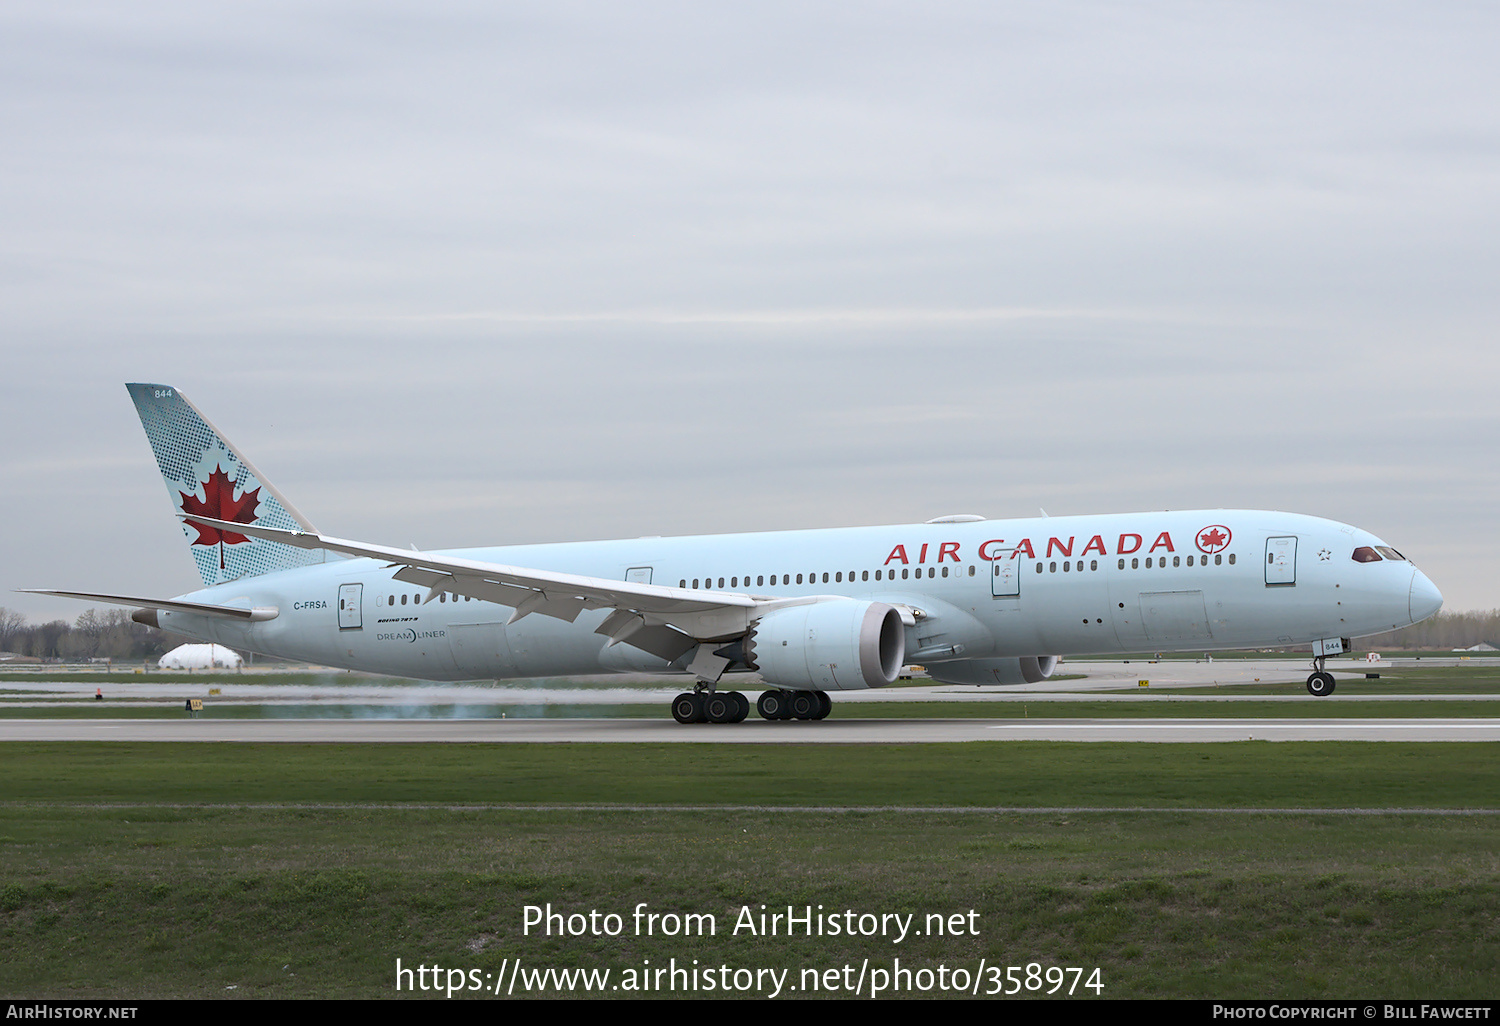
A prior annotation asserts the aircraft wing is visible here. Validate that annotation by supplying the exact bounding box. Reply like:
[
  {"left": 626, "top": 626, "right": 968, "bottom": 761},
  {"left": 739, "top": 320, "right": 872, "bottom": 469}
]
[{"left": 180, "top": 515, "right": 805, "bottom": 660}]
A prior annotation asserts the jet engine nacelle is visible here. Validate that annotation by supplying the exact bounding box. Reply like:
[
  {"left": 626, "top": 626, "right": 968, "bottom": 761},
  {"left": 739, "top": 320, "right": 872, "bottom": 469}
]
[
  {"left": 925, "top": 656, "right": 1059, "bottom": 686},
  {"left": 745, "top": 600, "right": 906, "bottom": 691}
]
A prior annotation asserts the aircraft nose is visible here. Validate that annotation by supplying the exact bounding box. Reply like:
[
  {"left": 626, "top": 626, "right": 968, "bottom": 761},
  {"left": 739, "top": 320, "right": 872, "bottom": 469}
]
[{"left": 1409, "top": 569, "right": 1443, "bottom": 625}]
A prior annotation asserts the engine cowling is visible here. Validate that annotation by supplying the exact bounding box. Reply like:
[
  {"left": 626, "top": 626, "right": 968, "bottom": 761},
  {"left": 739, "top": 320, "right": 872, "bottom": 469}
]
[
  {"left": 744, "top": 600, "right": 906, "bottom": 691},
  {"left": 925, "top": 656, "right": 1059, "bottom": 686}
]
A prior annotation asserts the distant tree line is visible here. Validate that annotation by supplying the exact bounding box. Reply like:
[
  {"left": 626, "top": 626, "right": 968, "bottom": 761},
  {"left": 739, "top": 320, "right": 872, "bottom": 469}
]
[
  {"left": 1356, "top": 609, "right": 1500, "bottom": 651},
  {"left": 0, "top": 607, "right": 194, "bottom": 663}
]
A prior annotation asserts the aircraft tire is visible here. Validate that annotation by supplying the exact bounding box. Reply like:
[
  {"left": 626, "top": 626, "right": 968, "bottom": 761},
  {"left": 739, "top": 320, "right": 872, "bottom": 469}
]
[
  {"left": 672, "top": 692, "right": 706, "bottom": 723},
  {"left": 813, "top": 691, "right": 831, "bottom": 720},
  {"left": 1305, "top": 672, "right": 1336, "bottom": 697},
  {"left": 757, "top": 689, "right": 787, "bottom": 720},
  {"left": 705, "top": 693, "right": 737, "bottom": 723},
  {"left": 730, "top": 691, "right": 750, "bottom": 722},
  {"left": 790, "top": 691, "right": 818, "bottom": 720}
]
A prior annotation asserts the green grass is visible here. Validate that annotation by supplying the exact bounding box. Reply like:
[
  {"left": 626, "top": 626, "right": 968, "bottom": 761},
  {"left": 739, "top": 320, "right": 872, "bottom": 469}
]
[
  {"left": 2, "top": 741, "right": 1497, "bottom": 808},
  {"left": 3, "top": 664, "right": 1497, "bottom": 999},
  {"left": 1, "top": 803, "right": 1495, "bottom": 999}
]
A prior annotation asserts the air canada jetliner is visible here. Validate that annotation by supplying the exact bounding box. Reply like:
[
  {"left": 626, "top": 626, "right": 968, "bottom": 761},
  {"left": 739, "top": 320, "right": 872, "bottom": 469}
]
[{"left": 29, "top": 384, "right": 1443, "bottom": 724}]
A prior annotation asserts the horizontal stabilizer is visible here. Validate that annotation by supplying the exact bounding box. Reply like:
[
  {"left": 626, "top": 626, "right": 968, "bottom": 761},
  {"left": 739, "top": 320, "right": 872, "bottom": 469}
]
[{"left": 19, "top": 589, "right": 279, "bottom": 622}]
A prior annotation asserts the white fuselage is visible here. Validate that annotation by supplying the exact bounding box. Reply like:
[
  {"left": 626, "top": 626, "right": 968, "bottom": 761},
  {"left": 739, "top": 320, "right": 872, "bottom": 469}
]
[{"left": 155, "top": 510, "right": 1440, "bottom": 685}]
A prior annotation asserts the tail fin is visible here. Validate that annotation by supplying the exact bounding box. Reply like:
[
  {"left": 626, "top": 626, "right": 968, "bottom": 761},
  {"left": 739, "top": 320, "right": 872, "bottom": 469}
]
[{"left": 126, "top": 383, "right": 324, "bottom": 587}]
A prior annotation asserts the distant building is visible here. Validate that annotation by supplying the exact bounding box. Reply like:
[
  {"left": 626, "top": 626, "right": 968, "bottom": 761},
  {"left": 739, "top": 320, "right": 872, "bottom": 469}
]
[
  {"left": 158, "top": 644, "right": 243, "bottom": 669},
  {"left": 1456, "top": 642, "right": 1498, "bottom": 652}
]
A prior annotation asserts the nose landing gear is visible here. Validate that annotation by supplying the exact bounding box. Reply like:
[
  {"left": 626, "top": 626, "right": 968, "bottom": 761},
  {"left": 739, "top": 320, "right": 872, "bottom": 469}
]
[{"left": 1306, "top": 655, "right": 1336, "bottom": 697}]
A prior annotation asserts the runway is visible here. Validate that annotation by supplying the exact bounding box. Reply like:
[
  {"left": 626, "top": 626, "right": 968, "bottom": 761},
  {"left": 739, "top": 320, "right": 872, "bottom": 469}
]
[
  {"left": 3, "top": 657, "right": 1494, "bottom": 742},
  {"left": 2, "top": 717, "right": 1497, "bottom": 743}
]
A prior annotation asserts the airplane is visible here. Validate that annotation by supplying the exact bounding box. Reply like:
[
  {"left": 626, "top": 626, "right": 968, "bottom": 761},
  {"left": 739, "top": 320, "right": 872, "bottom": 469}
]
[{"left": 27, "top": 383, "right": 1444, "bottom": 724}]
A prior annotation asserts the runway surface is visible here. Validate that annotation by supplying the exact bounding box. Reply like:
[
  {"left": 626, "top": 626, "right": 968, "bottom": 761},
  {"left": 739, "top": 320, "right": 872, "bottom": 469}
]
[
  {"left": 2, "top": 717, "right": 1497, "bottom": 743},
  {"left": 4, "top": 658, "right": 1496, "bottom": 708},
  {"left": 3, "top": 657, "right": 1495, "bottom": 742}
]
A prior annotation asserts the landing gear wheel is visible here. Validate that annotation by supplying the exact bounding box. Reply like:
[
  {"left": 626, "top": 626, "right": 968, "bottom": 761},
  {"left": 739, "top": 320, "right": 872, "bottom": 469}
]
[
  {"left": 1306, "top": 671, "right": 1336, "bottom": 697},
  {"left": 705, "top": 693, "right": 736, "bottom": 723},
  {"left": 790, "top": 691, "right": 818, "bottom": 720},
  {"left": 757, "top": 689, "right": 790, "bottom": 720},
  {"left": 672, "top": 692, "right": 706, "bottom": 723},
  {"left": 813, "top": 691, "right": 832, "bottom": 720},
  {"left": 729, "top": 691, "right": 750, "bottom": 723}
]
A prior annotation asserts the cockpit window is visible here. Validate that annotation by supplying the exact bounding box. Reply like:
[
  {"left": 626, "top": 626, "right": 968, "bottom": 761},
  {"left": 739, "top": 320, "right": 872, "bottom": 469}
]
[
  {"left": 1351, "top": 546, "right": 1382, "bottom": 563},
  {"left": 1375, "top": 546, "right": 1407, "bottom": 561}
]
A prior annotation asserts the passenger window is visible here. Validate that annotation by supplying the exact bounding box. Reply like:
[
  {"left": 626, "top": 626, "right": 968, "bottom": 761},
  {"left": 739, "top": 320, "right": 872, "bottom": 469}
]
[
  {"left": 1131, "top": 558, "right": 1139, "bottom": 569},
  {"left": 1173, "top": 556, "right": 1181, "bottom": 567},
  {"left": 823, "top": 573, "right": 830, "bottom": 583},
  {"left": 1117, "top": 559, "right": 1124, "bottom": 569},
  {"left": 1091, "top": 560, "right": 1098, "bottom": 571},
  {"left": 1036, "top": 562, "right": 1043, "bottom": 573},
  {"left": 796, "top": 574, "right": 803, "bottom": 584},
  {"left": 401, "top": 594, "right": 407, "bottom": 605},
  {"left": 1215, "top": 554, "right": 1222, "bottom": 565},
  {"left": 967, "top": 566, "right": 974, "bottom": 577},
  {"left": 864, "top": 571, "right": 870, "bottom": 581},
  {"left": 757, "top": 576, "right": 764, "bottom": 586},
  {"left": 1228, "top": 553, "right": 1236, "bottom": 564},
  {"left": 942, "top": 566, "right": 949, "bottom": 577}
]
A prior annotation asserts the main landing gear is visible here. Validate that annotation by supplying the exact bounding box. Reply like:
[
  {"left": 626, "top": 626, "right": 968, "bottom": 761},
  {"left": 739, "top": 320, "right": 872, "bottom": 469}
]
[
  {"left": 1306, "top": 655, "right": 1336, "bottom": 697},
  {"left": 671, "top": 689, "right": 749, "bottom": 724},
  {"left": 670, "top": 688, "right": 831, "bottom": 723},
  {"left": 756, "top": 688, "right": 832, "bottom": 721}
]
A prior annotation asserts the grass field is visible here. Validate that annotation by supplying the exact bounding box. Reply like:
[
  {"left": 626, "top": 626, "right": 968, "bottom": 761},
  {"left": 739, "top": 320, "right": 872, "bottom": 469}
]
[
  {"left": 1, "top": 665, "right": 1496, "bottom": 1000},
  {"left": 1, "top": 741, "right": 1497, "bottom": 999}
]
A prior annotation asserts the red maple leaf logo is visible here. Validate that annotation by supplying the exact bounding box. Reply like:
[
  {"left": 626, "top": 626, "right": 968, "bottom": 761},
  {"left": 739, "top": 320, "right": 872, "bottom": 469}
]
[
  {"left": 1196, "top": 525, "right": 1231, "bottom": 553},
  {"left": 180, "top": 466, "right": 261, "bottom": 568}
]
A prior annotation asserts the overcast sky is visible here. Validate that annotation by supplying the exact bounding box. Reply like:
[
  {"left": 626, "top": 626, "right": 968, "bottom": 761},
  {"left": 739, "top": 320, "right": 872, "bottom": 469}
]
[{"left": 2, "top": 2, "right": 1497, "bottom": 621}]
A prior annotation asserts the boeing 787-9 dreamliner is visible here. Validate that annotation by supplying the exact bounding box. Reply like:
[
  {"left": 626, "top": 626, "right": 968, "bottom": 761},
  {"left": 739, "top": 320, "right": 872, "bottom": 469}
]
[{"left": 28, "top": 384, "right": 1443, "bottom": 724}]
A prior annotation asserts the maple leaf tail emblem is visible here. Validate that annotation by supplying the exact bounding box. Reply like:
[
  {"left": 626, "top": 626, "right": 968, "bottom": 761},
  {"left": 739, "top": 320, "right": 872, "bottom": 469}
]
[{"left": 180, "top": 466, "right": 262, "bottom": 570}]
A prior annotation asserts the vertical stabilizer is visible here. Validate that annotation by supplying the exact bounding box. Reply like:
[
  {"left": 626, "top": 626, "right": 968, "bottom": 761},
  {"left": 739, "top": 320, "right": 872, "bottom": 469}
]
[{"left": 126, "top": 383, "right": 324, "bottom": 587}]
